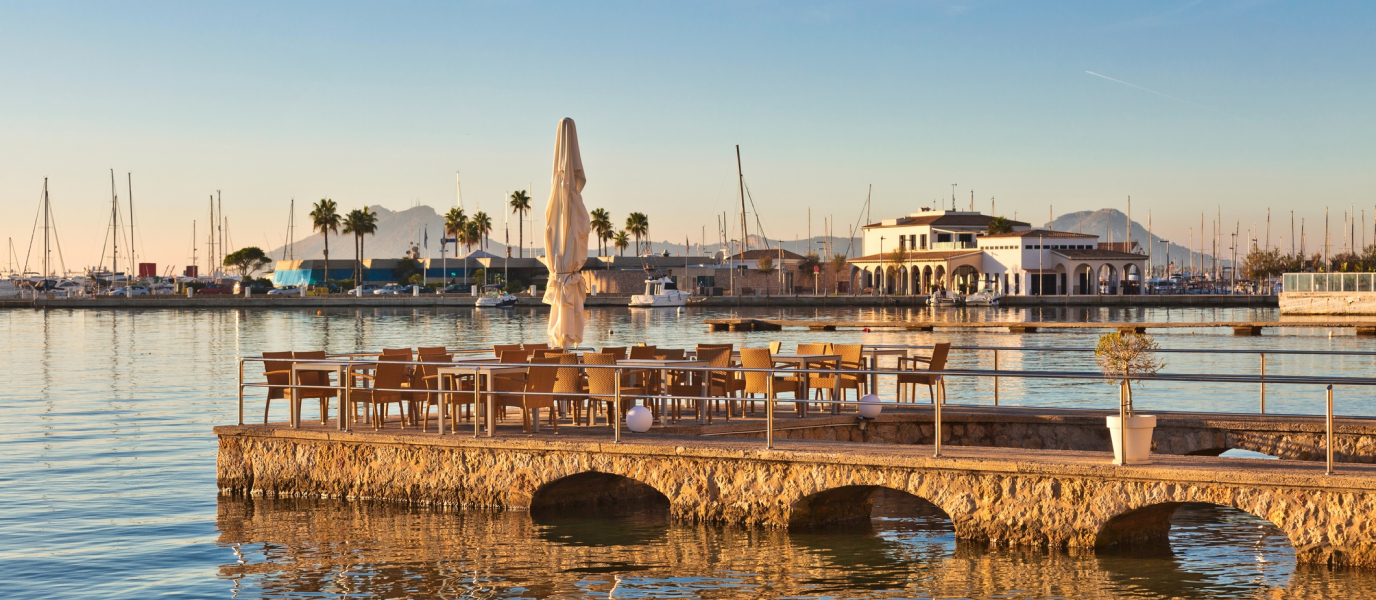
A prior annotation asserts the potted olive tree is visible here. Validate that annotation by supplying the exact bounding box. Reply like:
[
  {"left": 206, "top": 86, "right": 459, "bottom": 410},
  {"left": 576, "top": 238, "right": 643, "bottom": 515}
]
[{"left": 1095, "top": 332, "right": 1164, "bottom": 465}]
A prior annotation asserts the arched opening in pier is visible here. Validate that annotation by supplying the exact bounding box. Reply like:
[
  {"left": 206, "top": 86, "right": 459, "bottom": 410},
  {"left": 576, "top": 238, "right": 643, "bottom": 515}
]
[
  {"left": 1095, "top": 502, "right": 1297, "bottom": 597},
  {"left": 529, "top": 471, "right": 669, "bottom": 518},
  {"left": 788, "top": 485, "right": 951, "bottom": 531}
]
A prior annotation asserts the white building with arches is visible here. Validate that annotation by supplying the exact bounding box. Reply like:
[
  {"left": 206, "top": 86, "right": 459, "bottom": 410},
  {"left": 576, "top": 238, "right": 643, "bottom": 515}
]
[{"left": 848, "top": 208, "right": 1148, "bottom": 295}]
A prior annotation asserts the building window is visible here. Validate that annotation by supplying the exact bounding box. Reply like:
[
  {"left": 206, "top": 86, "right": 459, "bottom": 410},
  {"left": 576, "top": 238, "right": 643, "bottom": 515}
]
[
  {"left": 920, "top": 234, "right": 928, "bottom": 249},
  {"left": 937, "top": 233, "right": 951, "bottom": 243}
]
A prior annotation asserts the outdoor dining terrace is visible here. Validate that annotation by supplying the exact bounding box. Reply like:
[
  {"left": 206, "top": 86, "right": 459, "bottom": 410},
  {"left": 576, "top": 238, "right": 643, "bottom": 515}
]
[{"left": 235, "top": 341, "right": 1376, "bottom": 463}]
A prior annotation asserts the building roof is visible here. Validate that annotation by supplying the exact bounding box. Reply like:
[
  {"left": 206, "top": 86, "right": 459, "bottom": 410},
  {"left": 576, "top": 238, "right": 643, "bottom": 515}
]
[
  {"left": 863, "top": 213, "right": 1030, "bottom": 230},
  {"left": 980, "top": 229, "right": 1097, "bottom": 239},
  {"left": 731, "top": 248, "right": 806, "bottom": 260},
  {"left": 848, "top": 250, "right": 982, "bottom": 263},
  {"left": 1051, "top": 249, "right": 1148, "bottom": 260}
]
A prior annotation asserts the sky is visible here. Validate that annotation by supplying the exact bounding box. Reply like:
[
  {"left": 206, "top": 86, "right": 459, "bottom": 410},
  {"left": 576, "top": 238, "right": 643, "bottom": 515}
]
[{"left": 2, "top": 1, "right": 1373, "bottom": 272}]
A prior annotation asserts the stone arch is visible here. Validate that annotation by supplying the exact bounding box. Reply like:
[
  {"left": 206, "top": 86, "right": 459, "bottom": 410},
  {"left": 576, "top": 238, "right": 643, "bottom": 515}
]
[
  {"left": 1122, "top": 263, "right": 1142, "bottom": 294},
  {"left": 933, "top": 265, "right": 947, "bottom": 293},
  {"left": 951, "top": 265, "right": 979, "bottom": 295},
  {"left": 921, "top": 266, "right": 933, "bottom": 295},
  {"left": 883, "top": 266, "right": 897, "bottom": 294},
  {"left": 1094, "top": 498, "right": 1296, "bottom": 553},
  {"left": 1098, "top": 264, "right": 1120, "bottom": 294},
  {"left": 529, "top": 471, "right": 670, "bottom": 517},
  {"left": 788, "top": 485, "right": 952, "bottom": 528},
  {"left": 1073, "top": 263, "right": 1094, "bottom": 294},
  {"left": 898, "top": 266, "right": 909, "bottom": 295}
]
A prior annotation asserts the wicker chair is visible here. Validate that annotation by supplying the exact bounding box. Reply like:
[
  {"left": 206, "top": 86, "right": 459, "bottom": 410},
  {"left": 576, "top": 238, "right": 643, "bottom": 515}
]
[
  {"left": 381, "top": 348, "right": 412, "bottom": 359},
  {"left": 412, "top": 351, "right": 452, "bottom": 431},
  {"left": 291, "top": 350, "right": 339, "bottom": 425},
  {"left": 550, "top": 353, "right": 588, "bottom": 425},
  {"left": 349, "top": 355, "right": 411, "bottom": 430},
  {"left": 740, "top": 348, "right": 803, "bottom": 416},
  {"left": 261, "top": 351, "right": 293, "bottom": 423},
  {"left": 829, "top": 344, "right": 867, "bottom": 403},
  {"left": 583, "top": 353, "right": 645, "bottom": 424},
  {"left": 520, "top": 356, "right": 562, "bottom": 433},
  {"left": 598, "top": 347, "right": 628, "bottom": 360},
  {"left": 897, "top": 343, "right": 950, "bottom": 404}
]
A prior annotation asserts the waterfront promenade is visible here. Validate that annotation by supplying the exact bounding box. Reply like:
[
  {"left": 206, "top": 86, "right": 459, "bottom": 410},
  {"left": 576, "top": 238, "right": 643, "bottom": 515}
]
[{"left": 217, "top": 415, "right": 1376, "bottom": 567}]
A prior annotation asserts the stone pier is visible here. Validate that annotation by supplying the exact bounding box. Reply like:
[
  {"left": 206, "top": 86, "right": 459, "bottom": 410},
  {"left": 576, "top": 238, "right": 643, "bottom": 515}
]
[{"left": 217, "top": 425, "right": 1376, "bottom": 567}]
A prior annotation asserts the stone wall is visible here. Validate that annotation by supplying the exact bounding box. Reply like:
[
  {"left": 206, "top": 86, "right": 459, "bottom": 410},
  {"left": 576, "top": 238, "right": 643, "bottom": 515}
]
[{"left": 217, "top": 427, "right": 1376, "bottom": 567}]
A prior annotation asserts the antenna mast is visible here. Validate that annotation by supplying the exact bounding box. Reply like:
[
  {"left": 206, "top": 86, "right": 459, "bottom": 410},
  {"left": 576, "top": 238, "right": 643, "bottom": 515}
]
[{"left": 128, "top": 173, "right": 135, "bottom": 278}]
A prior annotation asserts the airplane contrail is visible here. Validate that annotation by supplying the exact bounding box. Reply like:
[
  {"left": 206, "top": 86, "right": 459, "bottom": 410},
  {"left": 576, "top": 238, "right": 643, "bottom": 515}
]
[{"left": 1085, "top": 70, "right": 1240, "bottom": 120}]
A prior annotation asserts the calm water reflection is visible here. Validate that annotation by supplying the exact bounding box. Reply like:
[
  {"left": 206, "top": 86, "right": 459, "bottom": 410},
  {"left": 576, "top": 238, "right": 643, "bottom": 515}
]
[{"left": 4, "top": 306, "right": 1376, "bottom": 598}]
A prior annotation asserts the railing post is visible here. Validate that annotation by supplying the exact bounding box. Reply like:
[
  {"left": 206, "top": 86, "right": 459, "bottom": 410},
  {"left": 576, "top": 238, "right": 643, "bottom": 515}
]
[
  {"left": 1327, "top": 384, "right": 1334, "bottom": 475},
  {"left": 993, "top": 349, "right": 1000, "bottom": 406},
  {"left": 766, "top": 372, "right": 775, "bottom": 449},
  {"left": 1116, "top": 379, "right": 1129, "bottom": 466},
  {"left": 1259, "top": 353, "right": 1266, "bottom": 414},
  {"left": 614, "top": 368, "right": 623, "bottom": 444},
  {"left": 933, "top": 376, "right": 943, "bottom": 457},
  {"left": 237, "top": 358, "right": 245, "bottom": 426},
  {"left": 473, "top": 366, "right": 481, "bottom": 438}
]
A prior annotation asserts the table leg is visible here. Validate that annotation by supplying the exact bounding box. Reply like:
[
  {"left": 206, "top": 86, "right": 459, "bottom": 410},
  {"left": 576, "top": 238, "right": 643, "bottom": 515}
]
[
  {"left": 289, "top": 369, "right": 299, "bottom": 428},
  {"left": 439, "top": 374, "right": 448, "bottom": 435},
  {"left": 486, "top": 377, "right": 495, "bottom": 438},
  {"left": 337, "top": 366, "right": 347, "bottom": 431}
]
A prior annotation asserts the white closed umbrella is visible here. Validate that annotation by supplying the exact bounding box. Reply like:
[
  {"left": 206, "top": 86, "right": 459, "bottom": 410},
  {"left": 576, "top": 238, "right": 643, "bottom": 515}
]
[{"left": 542, "top": 118, "right": 591, "bottom": 349}]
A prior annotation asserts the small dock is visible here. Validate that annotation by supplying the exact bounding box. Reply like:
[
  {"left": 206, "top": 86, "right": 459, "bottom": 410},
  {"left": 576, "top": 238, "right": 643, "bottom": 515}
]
[{"left": 704, "top": 318, "right": 1376, "bottom": 336}]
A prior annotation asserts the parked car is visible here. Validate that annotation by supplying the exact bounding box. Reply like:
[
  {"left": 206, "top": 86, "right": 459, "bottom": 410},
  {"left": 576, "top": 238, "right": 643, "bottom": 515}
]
[
  {"left": 266, "top": 287, "right": 297, "bottom": 295},
  {"left": 197, "top": 284, "right": 235, "bottom": 295},
  {"left": 373, "top": 284, "right": 403, "bottom": 295},
  {"left": 349, "top": 284, "right": 382, "bottom": 296},
  {"left": 109, "top": 286, "right": 150, "bottom": 296},
  {"left": 441, "top": 284, "right": 470, "bottom": 294},
  {"left": 306, "top": 283, "right": 340, "bottom": 296}
]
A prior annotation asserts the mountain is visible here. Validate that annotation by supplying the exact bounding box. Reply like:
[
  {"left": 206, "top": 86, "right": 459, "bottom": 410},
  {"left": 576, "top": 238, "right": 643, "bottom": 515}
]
[
  {"left": 1045, "top": 209, "right": 1229, "bottom": 268},
  {"left": 267, "top": 204, "right": 523, "bottom": 262}
]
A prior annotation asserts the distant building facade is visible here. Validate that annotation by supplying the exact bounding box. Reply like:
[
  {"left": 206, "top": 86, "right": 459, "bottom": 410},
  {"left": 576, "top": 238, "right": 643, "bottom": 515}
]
[{"left": 848, "top": 208, "right": 1148, "bottom": 295}]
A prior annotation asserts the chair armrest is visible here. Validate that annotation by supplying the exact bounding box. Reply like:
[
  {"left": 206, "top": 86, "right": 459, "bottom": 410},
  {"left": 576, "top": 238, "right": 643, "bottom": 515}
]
[
  {"left": 351, "top": 373, "right": 376, "bottom": 380},
  {"left": 264, "top": 370, "right": 292, "bottom": 376}
]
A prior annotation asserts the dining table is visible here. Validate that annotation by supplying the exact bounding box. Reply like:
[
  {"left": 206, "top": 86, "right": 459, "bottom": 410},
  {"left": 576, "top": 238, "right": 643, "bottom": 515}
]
[
  {"left": 769, "top": 353, "right": 843, "bottom": 416},
  {"left": 290, "top": 361, "right": 351, "bottom": 430},
  {"left": 436, "top": 358, "right": 528, "bottom": 436},
  {"left": 618, "top": 358, "right": 712, "bottom": 425}
]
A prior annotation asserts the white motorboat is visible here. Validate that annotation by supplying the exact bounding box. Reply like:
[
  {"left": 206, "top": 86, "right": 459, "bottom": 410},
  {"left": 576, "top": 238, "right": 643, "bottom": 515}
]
[
  {"left": 965, "top": 282, "right": 1002, "bottom": 306},
  {"left": 475, "top": 288, "right": 519, "bottom": 307},
  {"left": 926, "top": 289, "right": 965, "bottom": 307},
  {"left": 629, "top": 276, "right": 692, "bottom": 307}
]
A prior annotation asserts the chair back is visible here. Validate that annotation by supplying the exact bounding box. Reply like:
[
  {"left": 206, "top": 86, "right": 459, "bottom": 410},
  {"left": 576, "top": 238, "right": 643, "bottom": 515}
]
[
  {"left": 552, "top": 353, "right": 584, "bottom": 395},
  {"left": 654, "top": 348, "right": 685, "bottom": 360},
  {"left": 524, "top": 356, "right": 561, "bottom": 407},
  {"left": 768, "top": 341, "right": 783, "bottom": 354},
  {"left": 531, "top": 348, "right": 561, "bottom": 359},
  {"left": 629, "top": 345, "right": 657, "bottom": 360},
  {"left": 599, "top": 347, "right": 628, "bottom": 359},
  {"left": 523, "top": 343, "right": 549, "bottom": 352},
  {"left": 927, "top": 343, "right": 951, "bottom": 372},
  {"left": 499, "top": 350, "right": 531, "bottom": 363},
  {"left": 381, "top": 348, "right": 413, "bottom": 360},
  {"left": 739, "top": 348, "right": 774, "bottom": 394},
  {"left": 263, "top": 351, "right": 293, "bottom": 400},
  {"left": 583, "top": 353, "right": 619, "bottom": 398},
  {"left": 291, "top": 351, "right": 336, "bottom": 394},
  {"left": 417, "top": 346, "right": 447, "bottom": 355},
  {"left": 373, "top": 355, "right": 410, "bottom": 392},
  {"left": 832, "top": 344, "right": 864, "bottom": 369},
  {"left": 796, "top": 343, "right": 827, "bottom": 355},
  {"left": 493, "top": 344, "right": 521, "bottom": 356}
]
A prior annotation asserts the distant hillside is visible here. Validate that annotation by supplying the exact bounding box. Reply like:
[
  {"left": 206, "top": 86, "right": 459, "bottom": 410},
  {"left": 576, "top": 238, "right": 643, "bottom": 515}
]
[
  {"left": 267, "top": 204, "right": 520, "bottom": 262},
  {"left": 1046, "top": 209, "right": 1229, "bottom": 268}
]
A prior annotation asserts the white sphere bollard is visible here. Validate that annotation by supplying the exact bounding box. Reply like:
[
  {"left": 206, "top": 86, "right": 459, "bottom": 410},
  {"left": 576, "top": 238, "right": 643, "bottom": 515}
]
[
  {"left": 858, "top": 394, "right": 883, "bottom": 419},
  {"left": 625, "top": 406, "right": 653, "bottom": 433}
]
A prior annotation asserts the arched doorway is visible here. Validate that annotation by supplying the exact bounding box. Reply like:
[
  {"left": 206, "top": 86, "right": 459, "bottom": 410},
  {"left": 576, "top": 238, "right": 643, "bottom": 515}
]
[
  {"left": 1074, "top": 263, "right": 1094, "bottom": 294},
  {"left": 1099, "top": 264, "right": 1120, "bottom": 294},
  {"left": 933, "top": 266, "right": 947, "bottom": 294},
  {"left": 1122, "top": 264, "right": 1142, "bottom": 294},
  {"left": 922, "top": 266, "right": 933, "bottom": 295},
  {"left": 951, "top": 265, "right": 979, "bottom": 295}
]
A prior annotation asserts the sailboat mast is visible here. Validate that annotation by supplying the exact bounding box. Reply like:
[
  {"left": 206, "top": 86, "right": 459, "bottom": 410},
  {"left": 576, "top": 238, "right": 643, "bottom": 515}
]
[
  {"left": 128, "top": 173, "right": 135, "bottom": 278},
  {"left": 736, "top": 145, "right": 748, "bottom": 252},
  {"left": 43, "top": 178, "right": 50, "bottom": 278},
  {"left": 110, "top": 169, "right": 119, "bottom": 279}
]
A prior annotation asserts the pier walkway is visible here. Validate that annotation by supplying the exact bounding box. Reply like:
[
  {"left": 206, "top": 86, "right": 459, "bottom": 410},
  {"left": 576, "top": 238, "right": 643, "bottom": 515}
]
[{"left": 217, "top": 418, "right": 1376, "bottom": 567}]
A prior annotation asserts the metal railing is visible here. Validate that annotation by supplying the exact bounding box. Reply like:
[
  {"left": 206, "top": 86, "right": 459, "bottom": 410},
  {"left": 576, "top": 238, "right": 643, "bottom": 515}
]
[
  {"left": 234, "top": 347, "right": 1370, "bottom": 473},
  {"left": 865, "top": 343, "right": 1376, "bottom": 415}
]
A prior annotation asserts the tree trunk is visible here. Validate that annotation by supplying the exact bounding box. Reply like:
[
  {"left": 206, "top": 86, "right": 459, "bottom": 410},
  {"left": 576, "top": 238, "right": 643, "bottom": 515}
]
[
  {"left": 518, "top": 213, "right": 523, "bottom": 258},
  {"left": 322, "top": 232, "right": 329, "bottom": 284}
]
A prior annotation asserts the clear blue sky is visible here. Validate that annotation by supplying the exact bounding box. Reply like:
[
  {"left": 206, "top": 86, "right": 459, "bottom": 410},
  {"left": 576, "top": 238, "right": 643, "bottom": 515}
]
[{"left": 2, "top": 1, "right": 1373, "bottom": 268}]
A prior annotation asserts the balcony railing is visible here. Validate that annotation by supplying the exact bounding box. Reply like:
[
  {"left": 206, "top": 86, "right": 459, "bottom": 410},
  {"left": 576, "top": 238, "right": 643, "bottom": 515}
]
[{"left": 1284, "top": 272, "right": 1376, "bottom": 293}]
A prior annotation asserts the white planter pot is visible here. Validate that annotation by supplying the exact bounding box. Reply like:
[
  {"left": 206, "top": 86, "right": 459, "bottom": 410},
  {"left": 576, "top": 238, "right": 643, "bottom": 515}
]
[{"left": 1106, "top": 415, "right": 1157, "bottom": 464}]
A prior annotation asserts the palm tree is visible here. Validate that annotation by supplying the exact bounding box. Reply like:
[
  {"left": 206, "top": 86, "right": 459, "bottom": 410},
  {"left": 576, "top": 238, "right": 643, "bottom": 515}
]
[
  {"left": 590, "top": 208, "right": 612, "bottom": 257},
  {"left": 472, "top": 211, "right": 493, "bottom": 250},
  {"left": 613, "top": 231, "right": 631, "bottom": 256},
  {"left": 509, "top": 190, "right": 531, "bottom": 258},
  {"left": 309, "top": 199, "right": 340, "bottom": 283},
  {"left": 625, "top": 212, "right": 649, "bottom": 255},
  {"left": 987, "top": 216, "right": 1013, "bottom": 235},
  {"left": 443, "top": 207, "right": 466, "bottom": 284},
  {"left": 342, "top": 209, "right": 367, "bottom": 284},
  {"left": 358, "top": 207, "right": 378, "bottom": 282}
]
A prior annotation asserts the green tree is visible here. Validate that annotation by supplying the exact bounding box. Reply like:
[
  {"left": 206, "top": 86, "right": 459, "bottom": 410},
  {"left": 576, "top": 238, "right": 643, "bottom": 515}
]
[
  {"left": 395, "top": 257, "right": 421, "bottom": 283},
  {"left": 590, "top": 208, "right": 612, "bottom": 257},
  {"left": 756, "top": 254, "right": 776, "bottom": 295},
  {"left": 626, "top": 212, "right": 649, "bottom": 255},
  {"left": 309, "top": 199, "right": 341, "bottom": 282},
  {"left": 613, "top": 230, "right": 630, "bottom": 256},
  {"left": 509, "top": 190, "right": 531, "bottom": 258},
  {"left": 223, "top": 246, "right": 271, "bottom": 278},
  {"left": 798, "top": 252, "right": 821, "bottom": 287},
  {"left": 987, "top": 216, "right": 1013, "bottom": 235}
]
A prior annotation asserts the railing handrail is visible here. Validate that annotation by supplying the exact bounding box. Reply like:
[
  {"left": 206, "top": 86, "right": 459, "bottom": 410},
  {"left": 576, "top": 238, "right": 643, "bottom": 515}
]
[{"left": 863, "top": 343, "right": 1376, "bottom": 357}]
